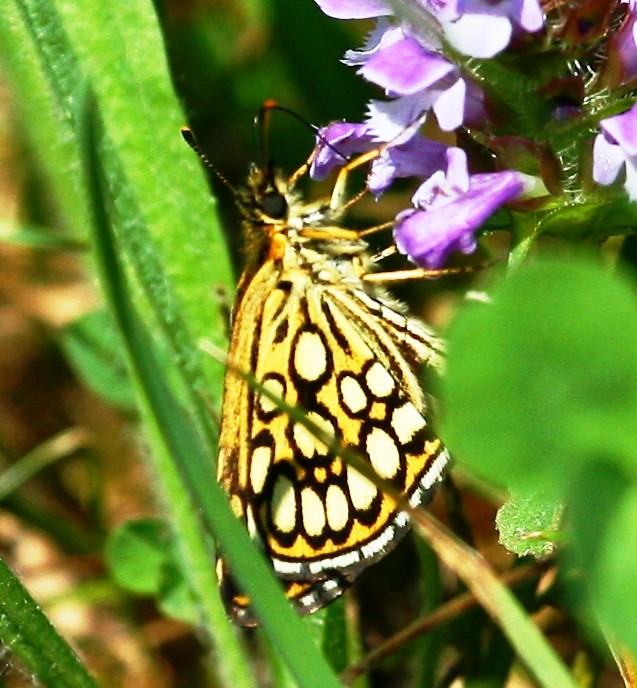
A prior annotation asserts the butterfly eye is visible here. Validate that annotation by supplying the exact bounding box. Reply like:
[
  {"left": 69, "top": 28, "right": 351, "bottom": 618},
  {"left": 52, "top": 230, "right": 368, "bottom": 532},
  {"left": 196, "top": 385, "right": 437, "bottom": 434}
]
[{"left": 261, "top": 191, "right": 288, "bottom": 219}]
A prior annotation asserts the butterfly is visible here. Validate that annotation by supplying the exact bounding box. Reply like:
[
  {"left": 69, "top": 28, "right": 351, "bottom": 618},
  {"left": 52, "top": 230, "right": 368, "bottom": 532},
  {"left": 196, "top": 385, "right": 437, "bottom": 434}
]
[{"left": 183, "top": 111, "right": 450, "bottom": 626}]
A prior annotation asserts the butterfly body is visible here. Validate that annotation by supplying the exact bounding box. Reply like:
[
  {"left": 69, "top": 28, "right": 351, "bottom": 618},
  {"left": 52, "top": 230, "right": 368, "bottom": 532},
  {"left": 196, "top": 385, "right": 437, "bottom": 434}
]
[{"left": 217, "top": 158, "right": 449, "bottom": 625}]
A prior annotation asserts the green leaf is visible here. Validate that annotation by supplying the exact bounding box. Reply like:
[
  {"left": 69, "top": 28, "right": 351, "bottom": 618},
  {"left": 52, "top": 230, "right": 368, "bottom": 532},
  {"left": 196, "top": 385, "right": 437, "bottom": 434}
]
[
  {"left": 0, "top": 556, "right": 99, "bottom": 688},
  {"left": 496, "top": 493, "right": 562, "bottom": 559},
  {"left": 0, "top": 428, "right": 89, "bottom": 503},
  {"left": 443, "top": 256, "right": 637, "bottom": 496},
  {"left": 320, "top": 602, "right": 348, "bottom": 674},
  {"left": 157, "top": 557, "right": 199, "bottom": 625},
  {"left": 53, "top": 0, "right": 234, "bottom": 396},
  {"left": 60, "top": 309, "right": 136, "bottom": 410},
  {"left": 9, "top": 0, "right": 232, "bottom": 434},
  {"left": 105, "top": 518, "right": 170, "bottom": 596},
  {"left": 566, "top": 462, "right": 637, "bottom": 658},
  {"left": 105, "top": 518, "right": 199, "bottom": 624}
]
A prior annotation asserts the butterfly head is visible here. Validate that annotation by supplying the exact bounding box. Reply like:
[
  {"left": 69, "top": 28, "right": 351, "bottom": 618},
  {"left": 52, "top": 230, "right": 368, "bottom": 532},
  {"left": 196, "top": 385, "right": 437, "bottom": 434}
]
[{"left": 240, "top": 162, "right": 291, "bottom": 225}]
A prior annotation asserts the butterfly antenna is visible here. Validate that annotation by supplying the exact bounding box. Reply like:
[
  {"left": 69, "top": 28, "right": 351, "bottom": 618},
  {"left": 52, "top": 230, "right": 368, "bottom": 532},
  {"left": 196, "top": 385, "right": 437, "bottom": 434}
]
[
  {"left": 181, "top": 126, "right": 236, "bottom": 193},
  {"left": 256, "top": 99, "right": 350, "bottom": 185}
]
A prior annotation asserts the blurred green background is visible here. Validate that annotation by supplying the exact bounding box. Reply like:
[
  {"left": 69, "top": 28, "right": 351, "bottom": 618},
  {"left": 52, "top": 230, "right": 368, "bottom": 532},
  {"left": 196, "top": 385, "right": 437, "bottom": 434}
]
[{"left": 1, "top": 2, "right": 627, "bottom": 687}]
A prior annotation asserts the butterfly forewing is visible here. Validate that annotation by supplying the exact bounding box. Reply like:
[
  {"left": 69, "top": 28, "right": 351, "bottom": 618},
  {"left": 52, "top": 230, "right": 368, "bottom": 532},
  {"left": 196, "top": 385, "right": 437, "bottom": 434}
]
[{"left": 216, "top": 155, "right": 450, "bottom": 626}]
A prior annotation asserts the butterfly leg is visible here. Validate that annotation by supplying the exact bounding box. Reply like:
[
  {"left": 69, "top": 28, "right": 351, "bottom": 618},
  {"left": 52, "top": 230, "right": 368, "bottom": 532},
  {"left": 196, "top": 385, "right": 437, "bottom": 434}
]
[{"left": 363, "top": 264, "right": 486, "bottom": 283}]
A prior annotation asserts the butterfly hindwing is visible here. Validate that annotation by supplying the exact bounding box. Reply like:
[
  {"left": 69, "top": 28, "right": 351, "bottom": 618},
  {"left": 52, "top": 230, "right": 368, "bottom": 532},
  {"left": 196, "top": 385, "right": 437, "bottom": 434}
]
[{"left": 217, "top": 255, "right": 449, "bottom": 622}]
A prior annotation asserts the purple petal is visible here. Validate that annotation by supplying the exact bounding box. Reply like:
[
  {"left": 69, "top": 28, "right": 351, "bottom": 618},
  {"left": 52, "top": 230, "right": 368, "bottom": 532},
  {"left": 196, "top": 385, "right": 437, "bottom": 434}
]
[
  {"left": 443, "top": 13, "right": 512, "bottom": 57},
  {"left": 625, "top": 162, "right": 637, "bottom": 200},
  {"left": 313, "top": 0, "right": 392, "bottom": 19},
  {"left": 594, "top": 103, "right": 637, "bottom": 200},
  {"left": 456, "top": 0, "right": 543, "bottom": 29},
  {"left": 599, "top": 102, "right": 637, "bottom": 156},
  {"left": 367, "top": 135, "right": 448, "bottom": 195},
  {"left": 359, "top": 37, "right": 456, "bottom": 96},
  {"left": 432, "top": 77, "right": 466, "bottom": 131},
  {"left": 593, "top": 134, "right": 626, "bottom": 186},
  {"left": 610, "top": 13, "right": 637, "bottom": 87},
  {"left": 461, "top": 79, "right": 487, "bottom": 126},
  {"left": 394, "top": 170, "right": 524, "bottom": 268},
  {"left": 444, "top": 146, "right": 470, "bottom": 190},
  {"left": 343, "top": 20, "right": 405, "bottom": 66},
  {"left": 518, "top": 0, "right": 544, "bottom": 31},
  {"left": 443, "top": 0, "right": 543, "bottom": 57},
  {"left": 365, "top": 94, "right": 432, "bottom": 142},
  {"left": 411, "top": 147, "right": 469, "bottom": 207},
  {"left": 310, "top": 122, "right": 376, "bottom": 180},
  {"left": 394, "top": 206, "right": 479, "bottom": 268}
]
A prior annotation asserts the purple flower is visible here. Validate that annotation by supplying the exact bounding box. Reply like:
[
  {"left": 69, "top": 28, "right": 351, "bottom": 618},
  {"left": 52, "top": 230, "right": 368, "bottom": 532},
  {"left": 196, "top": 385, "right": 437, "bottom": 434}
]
[
  {"left": 310, "top": 122, "right": 377, "bottom": 180},
  {"left": 342, "top": 19, "right": 410, "bottom": 67},
  {"left": 317, "top": 7, "right": 489, "bottom": 138},
  {"left": 593, "top": 103, "right": 637, "bottom": 200},
  {"left": 311, "top": 0, "right": 539, "bottom": 270},
  {"left": 365, "top": 94, "right": 431, "bottom": 144},
  {"left": 394, "top": 148, "right": 525, "bottom": 268},
  {"left": 359, "top": 36, "right": 455, "bottom": 97},
  {"left": 310, "top": 121, "right": 449, "bottom": 194},
  {"left": 439, "top": 0, "right": 544, "bottom": 58},
  {"left": 358, "top": 34, "right": 483, "bottom": 133}
]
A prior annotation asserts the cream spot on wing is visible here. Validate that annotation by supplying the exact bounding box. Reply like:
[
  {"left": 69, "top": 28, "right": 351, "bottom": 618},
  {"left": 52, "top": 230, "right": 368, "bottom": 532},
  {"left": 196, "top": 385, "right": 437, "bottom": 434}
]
[
  {"left": 314, "top": 466, "right": 328, "bottom": 483},
  {"left": 250, "top": 445, "right": 272, "bottom": 494},
  {"left": 339, "top": 374, "right": 368, "bottom": 414},
  {"left": 293, "top": 330, "right": 327, "bottom": 382},
  {"left": 391, "top": 403, "right": 427, "bottom": 444},
  {"left": 301, "top": 488, "right": 326, "bottom": 537},
  {"left": 332, "top": 458, "right": 344, "bottom": 476},
  {"left": 292, "top": 412, "right": 333, "bottom": 458},
  {"left": 229, "top": 495, "right": 244, "bottom": 518},
  {"left": 258, "top": 376, "right": 285, "bottom": 415},
  {"left": 365, "top": 362, "right": 395, "bottom": 398},
  {"left": 347, "top": 467, "right": 378, "bottom": 511},
  {"left": 271, "top": 476, "right": 297, "bottom": 533},
  {"left": 366, "top": 426, "right": 401, "bottom": 479},
  {"left": 326, "top": 484, "right": 349, "bottom": 532}
]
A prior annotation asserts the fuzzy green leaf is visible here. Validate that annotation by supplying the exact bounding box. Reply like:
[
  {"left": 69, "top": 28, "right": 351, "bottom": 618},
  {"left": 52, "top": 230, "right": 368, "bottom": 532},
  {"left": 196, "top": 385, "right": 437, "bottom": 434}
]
[{"left": 444, "top": 257, "right": 637, "bottom": 495}]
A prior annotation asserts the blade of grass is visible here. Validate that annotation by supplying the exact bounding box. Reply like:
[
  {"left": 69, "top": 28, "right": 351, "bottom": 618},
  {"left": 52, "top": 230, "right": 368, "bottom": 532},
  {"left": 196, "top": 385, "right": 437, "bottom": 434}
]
[
  {"left": 2, "top": 1, "right": 89, "bottom": 234},
  {"left": 10, "top": 0, "right": 229, "bottom": 450},
  {"left": 82, "top": 94, "right": 255, "bottom": 688},
  {"left": 9, "top": 2, "right": 342, "bottom": 683},
  {"left": 53, "top": 0, "right": 234, "bottom": 404},
  {"left": 84, "top": 97, "right": 344, "bottom": 688},
  {"left": 1, "top": 494, "right": 98, "bottom": 555},
  {"left": 0, "top": 557, "right": 99, "bottom": 688},
  {"left": 0, "top": 428, "right": 89, "bottom": 501},
  {"left": 0, "top": 221, "right": 87, "bottom": 251}
]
